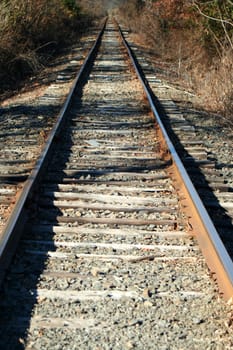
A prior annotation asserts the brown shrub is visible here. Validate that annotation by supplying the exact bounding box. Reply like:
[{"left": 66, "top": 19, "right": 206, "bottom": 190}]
[
  {"left": 117, "top": 0, "right": 233, "bottom": 122},
  {"left": 195, "top": 52, "right": 233, "bottom": 116},
  {"left": 0, "top": 0, "right": 97, "bottom": 91}
]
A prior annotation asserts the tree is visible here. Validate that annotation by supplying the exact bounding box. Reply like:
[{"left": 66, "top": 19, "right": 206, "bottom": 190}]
[{"left": 192, "top": 0, "right": 233, "bottom": 50}]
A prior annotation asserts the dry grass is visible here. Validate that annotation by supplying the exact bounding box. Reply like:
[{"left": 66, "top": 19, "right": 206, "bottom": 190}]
[
  {"left": 0, "top": 0, "right": 98, "bottom": 92},
  {"left": 196, "top": 52, "right": 233, "bottom": 117},
  {"left": 117, "top": 0, "right": 233, "bottom": 122}
]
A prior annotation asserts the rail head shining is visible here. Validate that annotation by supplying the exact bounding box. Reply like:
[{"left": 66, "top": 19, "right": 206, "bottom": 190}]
[{"left": 117, "top": 22, "right": 233, "bottom": 301}]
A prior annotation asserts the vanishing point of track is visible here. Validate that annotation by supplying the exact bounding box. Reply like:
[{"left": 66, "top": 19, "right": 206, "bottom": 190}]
[{"left": 0, "top": 19, "right": 233, "bottom": 349}]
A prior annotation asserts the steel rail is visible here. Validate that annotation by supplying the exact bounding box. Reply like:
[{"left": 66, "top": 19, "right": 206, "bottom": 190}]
[
  {"left": 118, "top": 23, "right": 233, "bottom": 301},
  {"left": 0, "top": 19, "right": 107, "bottom": 286}
]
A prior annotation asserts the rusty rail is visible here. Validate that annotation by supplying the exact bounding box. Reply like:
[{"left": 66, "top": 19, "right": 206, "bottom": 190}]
[
  {"left": 118, "top": 23, "right": 233, "bottom": 301},
  {"left": 0, "top": 19, "right": 107, "bottom": 285},
  {"left": 0, "top": 18, "right": 233, "bottom": 302}
]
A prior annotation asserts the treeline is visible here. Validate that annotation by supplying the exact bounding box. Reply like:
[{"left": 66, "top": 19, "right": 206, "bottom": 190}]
[
  {"left": 117, "top": 0, "right": 233, "bottom": 120},
  {"left": 0, "top": 0, "right": 105, "bottom": 91}
]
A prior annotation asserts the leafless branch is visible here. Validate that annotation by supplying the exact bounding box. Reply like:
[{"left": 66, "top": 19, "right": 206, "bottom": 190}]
[
  {"left": 208, "top": 26, "right": 225, "bottom": 56},
  {"left": 218, "top": 6, "right": 233, "bottom": 50},
  {"left": 192, "top": 1, "right": 233, "bottom": 28}
]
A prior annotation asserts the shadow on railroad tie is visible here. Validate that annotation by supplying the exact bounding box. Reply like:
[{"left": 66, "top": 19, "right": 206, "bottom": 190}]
[
  {"left": 0, "top": 124, "right": 78, "bottom": 349},
  {"left": 126, "top": 46, "right": 233, "bottom": 259},
  {"left": 149, "top": 95, "right": 233, "bottom": 260},
  {"left": 0, "top": 103, "right": 62, "bottom": 135},
  {"left": 0, "top": 34, "right": 107, "bottom": 349}
]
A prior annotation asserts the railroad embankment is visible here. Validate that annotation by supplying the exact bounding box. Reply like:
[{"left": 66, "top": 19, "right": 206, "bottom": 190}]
[
  {"left": 0, "top": 0, "right": 104, "bottom": 96},
  {"left": 116, "top": 0, "right": 233, "bottom": 123}
]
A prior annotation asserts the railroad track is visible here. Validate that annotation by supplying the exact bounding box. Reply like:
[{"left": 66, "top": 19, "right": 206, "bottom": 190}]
[
  {"left": 0, "top": 19, "right": 233, "bottom": 349},
  {"left": 123, "top": 29, "right": 233, "bottom": 259},
  {"left": 0, "top": 30, "right": 98, "bottom": 235}
]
